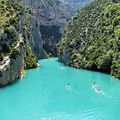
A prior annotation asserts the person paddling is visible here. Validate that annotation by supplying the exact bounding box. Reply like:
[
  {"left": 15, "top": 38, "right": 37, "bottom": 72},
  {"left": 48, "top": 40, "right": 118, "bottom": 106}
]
[
  {"left": 66, "top": 83, "right": 70, "bottom": 88},
  {"left": 92, "top": 82, "right": 102, "bottom": 93},
  {"left": 93, "top": 82, "right": 96, "bottom": 86},
  {"left": 92, "top": 82, "right": 97, "bottom": 88}
]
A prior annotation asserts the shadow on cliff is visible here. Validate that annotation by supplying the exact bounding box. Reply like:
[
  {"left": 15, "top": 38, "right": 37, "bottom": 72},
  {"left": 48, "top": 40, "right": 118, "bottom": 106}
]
[{"left": 40, "top": 25, "right": 62, "bottom": 56}]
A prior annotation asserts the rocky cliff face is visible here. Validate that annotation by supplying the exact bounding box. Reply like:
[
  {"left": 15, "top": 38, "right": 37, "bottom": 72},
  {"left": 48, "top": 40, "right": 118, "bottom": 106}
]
[
  {"left": 23, "top": 0, "right": 93, "bottom": 56},
  {"left": 0, "top": 42, "right": 25, "bottom": 86},
  {"left": 57, "top": 0, "right": 120, "bottom": 79},
  {"left": 56, "top": 0, "right": 93, "bottom": 11},
  {"left": 0, "top": 0, "right": 72, "bottom": 86},
  {"left": 20, "top": 15, "right": 46, "bottom": 59},
  {"left": 0, "top": 0, "right": 43, "bottom": 85},
  {"left": 23, "top": 0, "right": 73, "bottom": 56}
]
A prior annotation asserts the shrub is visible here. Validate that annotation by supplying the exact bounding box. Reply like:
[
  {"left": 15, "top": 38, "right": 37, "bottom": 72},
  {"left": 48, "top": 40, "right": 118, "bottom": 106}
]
[
  {"left": 10, "top": 48, "right": 20, "bottom": 59},
  {"left": 25, "top": 46, "right": 38, "bottom": 69},
  {"left": 0, "top": 2, "right": 5, "bottom": 13},
  {"left": 0, "top": 53, "right": 4, "bottom": 61},
  {"left": 2, "top": 44, "right": 11, "bottom": 53}
]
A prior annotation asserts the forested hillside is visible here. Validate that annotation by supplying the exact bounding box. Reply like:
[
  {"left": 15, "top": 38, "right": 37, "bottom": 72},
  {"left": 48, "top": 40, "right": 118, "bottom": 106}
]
[
  {"left": 57, "top": 0, "right": 93, "bottom": 11},
  {"left": 57, "top": 0, "right": 120, "bottom": 78}
]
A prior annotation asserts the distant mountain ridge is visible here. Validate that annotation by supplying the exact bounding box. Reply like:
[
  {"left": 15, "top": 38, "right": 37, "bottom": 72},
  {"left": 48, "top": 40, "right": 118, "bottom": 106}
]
[
  {"left": 23, "top": 0, "right": 72, "bottom": 25},
  {"left": 56, "top": 0, "right": 93, "bottom": 11}
]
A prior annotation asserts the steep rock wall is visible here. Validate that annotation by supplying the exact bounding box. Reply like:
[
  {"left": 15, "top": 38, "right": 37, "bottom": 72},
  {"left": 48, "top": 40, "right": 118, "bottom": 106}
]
[
  {"left": 23, "top": 0, "right": 73, "bottom": 56},
  {"left": 0, "top": 43, "right": 25, "bottom": 86},
  {"left": 0, "top": 0, "right": 42, "bottom": 85}
]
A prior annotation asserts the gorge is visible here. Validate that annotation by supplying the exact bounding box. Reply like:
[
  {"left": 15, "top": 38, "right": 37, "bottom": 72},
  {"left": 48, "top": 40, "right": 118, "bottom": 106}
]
[
  {"left": 0, "top": 0, "right": 120, "bottom": 85},
  {"left": 0, "top": 0, "right": 93, "bottom": 85},
  {"left": 0, "top": 0, "right": 120, "bottom": 120}
]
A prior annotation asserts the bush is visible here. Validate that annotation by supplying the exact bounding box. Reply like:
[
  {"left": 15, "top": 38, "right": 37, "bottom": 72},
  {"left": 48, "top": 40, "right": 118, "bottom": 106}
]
[
  {"left": 9, "top": 17, "right": 17, "bottom": 25},
  {"left": 25, "top": 47, "right": 38, "bottom": 69},
  {"left": 2, "top": 44, "right": 11, "bottom": 53},
  {"left": 0, "top": 53, "right": 4, "bottom": 61},
  {"left": 3, "top": 21, "right": 10, "bottom": 28},
  {"left": 4, "top": 26, "right": 17, "bottom": 39},
  {"left": 10, "top": 48, "right": 20, "bottom": 59},
  {"left": 0, "top": 2, "right": 5, "bottom": 13},
  {"left": 112, "top": 16, "right": 120, "bottom": 27}
]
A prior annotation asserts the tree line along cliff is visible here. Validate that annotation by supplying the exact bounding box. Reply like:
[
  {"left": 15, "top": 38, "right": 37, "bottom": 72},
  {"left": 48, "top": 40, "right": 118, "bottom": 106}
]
[{"left": 57, "top": 0, "right": 120, "bottom": 79}]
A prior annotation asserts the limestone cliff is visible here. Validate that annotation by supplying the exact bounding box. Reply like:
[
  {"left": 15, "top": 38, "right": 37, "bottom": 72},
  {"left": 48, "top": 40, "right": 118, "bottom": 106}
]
[
  {"left": 0, "top": 0, "right": 43, "bottom": 85},
  {"left": 23, "top": 0, "right": 73, "bottom": 56},
  {"left": 0, "top": 0, "right": 72, "bottom": 85},
  {"left": 56, "top": 0, "right": 93, "bottom": 11}
]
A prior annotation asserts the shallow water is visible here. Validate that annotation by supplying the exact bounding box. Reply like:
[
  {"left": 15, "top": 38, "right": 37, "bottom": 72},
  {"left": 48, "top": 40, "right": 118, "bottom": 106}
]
[{"left": 0, "top": 58, "right": 120, "bottom": 120}]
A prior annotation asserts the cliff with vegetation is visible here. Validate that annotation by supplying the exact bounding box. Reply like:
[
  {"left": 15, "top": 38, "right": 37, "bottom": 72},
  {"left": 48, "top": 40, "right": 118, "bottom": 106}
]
[
  {"left": 23, "top": 0, "right": 73, "bottom": 56},
  {"left": 57, "top": 0, "right": 93, "bottom": 11},
  {"left": 57, "top": 0, "right": 120, "bottom": 79},
  {"left": 0, "top": 0, "right": 79, "bottom": 86},
  {"left": 0, "top": 0, "right": 46, "bottom": 85}
]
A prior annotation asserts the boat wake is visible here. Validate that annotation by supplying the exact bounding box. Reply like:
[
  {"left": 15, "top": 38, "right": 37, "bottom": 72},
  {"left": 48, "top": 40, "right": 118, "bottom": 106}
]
[
  {"left": 60, "top": 67, "right": 65, "bottom": 70},
  {"left": 92, "top": 86, "right": 114, "bottom": 99},
  {"left": 66, "top": 86, "right": 80, "bottom": 95}
]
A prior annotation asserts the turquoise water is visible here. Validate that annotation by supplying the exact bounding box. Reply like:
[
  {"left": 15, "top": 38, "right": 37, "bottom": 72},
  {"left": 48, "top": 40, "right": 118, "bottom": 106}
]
[{"left": 0, "top": 58, "right": 120, "bottom": 120}]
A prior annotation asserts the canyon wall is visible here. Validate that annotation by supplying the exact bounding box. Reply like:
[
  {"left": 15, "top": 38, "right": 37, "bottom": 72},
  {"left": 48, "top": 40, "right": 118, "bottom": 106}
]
[{"left": 57, "top": 0, "right": 120, "bottom": 79}]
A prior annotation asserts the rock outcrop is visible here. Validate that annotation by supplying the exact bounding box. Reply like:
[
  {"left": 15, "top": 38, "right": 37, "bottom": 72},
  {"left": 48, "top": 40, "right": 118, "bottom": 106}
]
[
  {"left": 0, "top": 43, "right": 25, "bottom": 86},
  {"left": 23, "top": 0, "right": 73, "bottom": 56},
  {"left": 56, "top": 0, "right": 93, "bottom": 11},
  {"left": 0, "top": 0, "right": 42, "bottom": 85}
]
